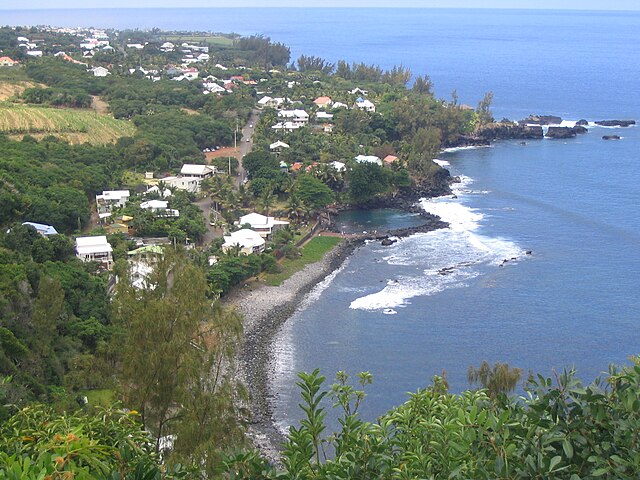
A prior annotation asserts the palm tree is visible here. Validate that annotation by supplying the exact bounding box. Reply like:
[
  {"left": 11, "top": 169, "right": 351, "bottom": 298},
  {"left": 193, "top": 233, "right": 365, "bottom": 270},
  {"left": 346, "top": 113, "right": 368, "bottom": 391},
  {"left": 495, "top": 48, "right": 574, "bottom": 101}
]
[
  {"left": 259, "top": 188, "right": 275, "bottom": 216},
  {"left": 467, "top": 361, "right": 523, "bottom": 399},
  {"left": 285, "top": 195, "right": 306, "bottom": 225}
]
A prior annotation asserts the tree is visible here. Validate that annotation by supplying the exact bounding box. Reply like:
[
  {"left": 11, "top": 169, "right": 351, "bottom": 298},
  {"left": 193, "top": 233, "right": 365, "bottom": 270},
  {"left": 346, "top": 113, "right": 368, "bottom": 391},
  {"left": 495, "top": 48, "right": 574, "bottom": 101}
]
[
  {"left": 112, "top": 250, "right": 245, "bottom": 469},
  {"left": 412, "top": 74, "right": 434, "bottom": 96},
  {"left": 467, "top": 360, "right": 523, "bottom": 398},
  {"left": 407, "top": 127, "right": 442, "bottom": 177},
  {"left": 477, "top": 91, "right": 494, "bottom": 127},
  {"left": 347, "top": 163, "right": 392, "bottom": 204},
  {"left": 293, "top": 175, "right": 335, "bottom": 211}
]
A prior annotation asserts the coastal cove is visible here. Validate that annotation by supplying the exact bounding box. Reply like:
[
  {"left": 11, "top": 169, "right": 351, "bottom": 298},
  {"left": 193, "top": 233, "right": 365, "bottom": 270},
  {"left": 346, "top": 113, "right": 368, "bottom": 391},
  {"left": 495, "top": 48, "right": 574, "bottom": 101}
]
[{"left": 269, "top": 120, "right": 640, "bottom": 434}]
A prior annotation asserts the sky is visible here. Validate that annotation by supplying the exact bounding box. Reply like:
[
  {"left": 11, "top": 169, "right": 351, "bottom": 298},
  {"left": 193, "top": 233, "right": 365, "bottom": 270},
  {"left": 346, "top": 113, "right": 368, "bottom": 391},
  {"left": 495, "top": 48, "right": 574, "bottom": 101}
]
[{"left": 2, "top": 1, "right": 639, "bottom": 10}]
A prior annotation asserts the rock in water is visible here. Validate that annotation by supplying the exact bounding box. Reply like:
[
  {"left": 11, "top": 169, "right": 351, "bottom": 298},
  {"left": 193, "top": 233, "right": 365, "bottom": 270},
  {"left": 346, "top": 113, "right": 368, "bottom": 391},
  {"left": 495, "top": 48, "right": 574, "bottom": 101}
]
[
  {"left": 602, "top": 135, "right": 622, "bottom": 140},
  {"left": 546, "top": 126, "right": 577, "bottom": 139},
  {"left": 521, "top": 114, "right": 563, "bottom": 125},
  {"left": 576, "top": 119, "right": 589, "bottom": 126},
  {"left": 595, "top": 120, "right": 636, "bottom": 127}
]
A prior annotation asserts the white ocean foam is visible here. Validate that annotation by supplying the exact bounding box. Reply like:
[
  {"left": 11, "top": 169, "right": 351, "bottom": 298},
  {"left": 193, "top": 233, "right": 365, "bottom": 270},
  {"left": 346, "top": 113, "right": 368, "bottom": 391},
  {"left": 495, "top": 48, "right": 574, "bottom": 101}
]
[
  {"left": 442, "top": 145, "right": 491, "bottom": 153},
  {"left": 433, "top": 158, "right": 450, "bottom": 167},
  {"left": 420, "top": 197, "right": 483, "bottom": 232},
  {"left": 349, "top": 174, "right": 526, "bottom": 312},
  {"left": 299, "top": 259, "right": 349, "bottom": 309}
]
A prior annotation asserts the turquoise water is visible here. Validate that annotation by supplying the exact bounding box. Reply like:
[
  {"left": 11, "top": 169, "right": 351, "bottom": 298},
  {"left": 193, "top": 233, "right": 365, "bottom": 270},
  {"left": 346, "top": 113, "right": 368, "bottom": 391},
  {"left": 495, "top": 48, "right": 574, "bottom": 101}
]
[{"left": 6, "top": 8, "right": 639, "bottom": 427}]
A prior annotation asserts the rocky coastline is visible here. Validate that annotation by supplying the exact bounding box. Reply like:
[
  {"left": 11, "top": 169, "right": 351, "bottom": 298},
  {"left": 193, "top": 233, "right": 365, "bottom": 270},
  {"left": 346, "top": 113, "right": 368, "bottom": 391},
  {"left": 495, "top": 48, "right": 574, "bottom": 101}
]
[{"left": 446, "top": 115, "right": 635, "bottom": 147}]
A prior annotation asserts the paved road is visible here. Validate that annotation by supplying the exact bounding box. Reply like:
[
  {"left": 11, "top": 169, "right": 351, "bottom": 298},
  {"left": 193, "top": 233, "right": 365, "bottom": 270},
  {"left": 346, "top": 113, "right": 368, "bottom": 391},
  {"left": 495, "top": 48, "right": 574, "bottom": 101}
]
[
  {"left": 196, "top": 109, "right": 261, "bottom": 245},
  {"left": 235, "top": 108, "right": 260, "bottom": 187}
]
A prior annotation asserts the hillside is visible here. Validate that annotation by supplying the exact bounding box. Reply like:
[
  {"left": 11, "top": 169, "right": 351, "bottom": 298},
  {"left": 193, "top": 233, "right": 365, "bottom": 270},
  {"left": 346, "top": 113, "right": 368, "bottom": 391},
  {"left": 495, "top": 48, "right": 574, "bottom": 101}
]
[{"left": 0, "top": 101, "right": 135, "bottom": 144}]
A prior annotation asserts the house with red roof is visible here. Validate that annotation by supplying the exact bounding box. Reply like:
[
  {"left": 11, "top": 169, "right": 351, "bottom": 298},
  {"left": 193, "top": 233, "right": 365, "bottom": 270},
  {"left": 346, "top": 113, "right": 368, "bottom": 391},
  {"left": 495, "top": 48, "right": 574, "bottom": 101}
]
[
  {"left": 383, "top": 155, "right": 399, "bottom": 166},
  {"left": 313, "top": 96, "right": 332, "bottom": 108},
  {"left": 0, "top": 56, "right": 17, "bottom": 67}
]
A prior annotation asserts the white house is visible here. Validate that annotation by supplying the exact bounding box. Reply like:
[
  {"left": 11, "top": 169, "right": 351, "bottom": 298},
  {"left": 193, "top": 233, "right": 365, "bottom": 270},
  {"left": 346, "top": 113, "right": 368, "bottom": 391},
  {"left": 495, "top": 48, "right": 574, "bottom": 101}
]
[
  {"left": 257, "top": 96, "right": 287, "bottom": 109},
  {"left": 127, "top": 245, "right": 164, "bottom": 289},
  {"left": 278, "top": 109, "right": 309, "bottom": 126},
  {"left": 140, "top": 200, "right": 179, "bottom": 217},
  {"left": 96, "top": 190, "right": 130, "bottom": 215},
  {"left": 332, "top": 102, "right": 349, "bottom": 109},
  {"left": 161, "top": 176, "right": 202, "bottom": 193},
  {"left": 126, "top": 43, "right": 145, "bottom": 50},
  {"left": 180, "top": 164, "right": 214, "bottom": 179},
  {"left": 237, "top": 212, "right": 289, "bottom": 238},
  {"left": 22, "top": 221, "right": 58, "bottom": 237},
  {"left": 222, "top": 229, "right": 266, "bottom": 255},
  {"left": 356, "top": 98, "right": 376, "bottom": 112},
  {"left": 330, "top": 161, "right": 346, "bottom": 172},
  {"left": 271, "top": 121, "right": 301, "bottom": 132},
  {"left": 90, "top": 66, "right": 110, "bottom": 77},
  {"left": 144, "top": 185, "right": 173, "bottom": 198},
  {"left": 355, "top": 155, "right": 382, "bottom": 166},
  {"left": 75, "top": 236, "right": 113, "bottom": 270},
  {"left": 203, "top": 82, "right": 226, "bottom": 94},
  {"left": 160, "top": 42, "right": 175, "bottom": 52},
  {"left": 26, "top": 51, "right": 43, "bottom": 57},
  {"left": 270, "top": 140, "right": 290, "bottom": 152},
  {"left": 197, "top": 53, "right": 210, "bottom": 62},
  {"left": 316, "top": 111, "right": 334, "bottom": 121},
  {"left": 350, "top": 87, "right": 369, "bottom": 95}
]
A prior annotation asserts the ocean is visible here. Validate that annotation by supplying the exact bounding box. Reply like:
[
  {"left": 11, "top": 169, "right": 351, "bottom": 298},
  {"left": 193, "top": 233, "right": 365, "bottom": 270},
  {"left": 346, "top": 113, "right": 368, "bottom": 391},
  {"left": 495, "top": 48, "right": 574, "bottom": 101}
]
[{"left": 6, "top": 8, "right": 640, "bottom": 430}]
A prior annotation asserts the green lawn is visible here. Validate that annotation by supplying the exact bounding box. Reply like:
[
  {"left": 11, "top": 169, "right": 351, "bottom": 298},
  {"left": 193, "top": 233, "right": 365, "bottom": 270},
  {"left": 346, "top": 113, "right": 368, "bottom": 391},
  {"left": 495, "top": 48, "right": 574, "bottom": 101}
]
[
  {"left": 81, "top": 389, "right": 116, "bottom": 407},
  {"left": 264, "top": 236, "right": 342, "bottom": 286}
]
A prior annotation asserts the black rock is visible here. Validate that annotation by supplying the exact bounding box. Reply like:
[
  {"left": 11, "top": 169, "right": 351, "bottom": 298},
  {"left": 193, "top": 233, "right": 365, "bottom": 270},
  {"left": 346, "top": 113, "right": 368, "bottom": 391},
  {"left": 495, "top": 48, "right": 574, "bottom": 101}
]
[
  {"left": 521, "top": 114, "right": 563, "bottom": 125},
  {"left": 602, "top": 135, "right": 621, "bottom": 140},
  {"left": 595, "top": 120, "right": 636, "bottom": 127},
  {"left": 576, "top": 119, "right": 589, "bottom": 126},
  {"left": 546, "top": 126, "right": 577, "bottom": 139},
  {"left": 573, "top": 125, "right": 588, "bottom": 134},
  {"left": 381, "top": 238, "right": 396, "bottom": 246}
]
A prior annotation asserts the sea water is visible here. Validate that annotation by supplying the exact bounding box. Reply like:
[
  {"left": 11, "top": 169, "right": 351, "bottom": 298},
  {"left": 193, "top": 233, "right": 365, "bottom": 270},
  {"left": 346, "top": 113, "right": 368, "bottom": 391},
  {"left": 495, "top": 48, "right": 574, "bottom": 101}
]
[{"left": 5, "top": 7, "right": 640, "bottom": 429}]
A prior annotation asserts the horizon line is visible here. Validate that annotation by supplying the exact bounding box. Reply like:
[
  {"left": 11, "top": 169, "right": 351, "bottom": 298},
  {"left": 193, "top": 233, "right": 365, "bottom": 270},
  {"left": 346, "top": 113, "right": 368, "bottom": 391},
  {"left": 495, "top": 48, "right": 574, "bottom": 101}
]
[{"left": 2, "top": 6, "right": 639, "bottom": 11}]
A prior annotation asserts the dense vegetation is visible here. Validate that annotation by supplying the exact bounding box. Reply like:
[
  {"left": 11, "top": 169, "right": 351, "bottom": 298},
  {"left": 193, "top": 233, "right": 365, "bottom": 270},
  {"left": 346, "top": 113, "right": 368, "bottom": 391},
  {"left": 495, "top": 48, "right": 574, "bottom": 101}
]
[{"left": 4, "top": 25, "right": 635, "bottom": 480}]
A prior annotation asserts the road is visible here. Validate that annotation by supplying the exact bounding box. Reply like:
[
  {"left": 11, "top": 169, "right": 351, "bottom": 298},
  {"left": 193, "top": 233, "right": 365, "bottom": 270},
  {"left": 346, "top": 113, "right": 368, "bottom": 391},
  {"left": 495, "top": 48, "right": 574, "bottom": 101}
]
[
  {"left": 235, "top": 108, "right": 260, "bottom": 187},
  {"left": 195, "top": 108, "right": 260, "bottom": 245}
]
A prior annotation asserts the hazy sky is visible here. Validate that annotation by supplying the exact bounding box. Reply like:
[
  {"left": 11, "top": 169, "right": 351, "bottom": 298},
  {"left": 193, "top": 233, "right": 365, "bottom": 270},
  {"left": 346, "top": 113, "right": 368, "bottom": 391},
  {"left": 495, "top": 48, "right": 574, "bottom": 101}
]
[{"left": 3, "top": 1, "right": 640, "bottom": 10}]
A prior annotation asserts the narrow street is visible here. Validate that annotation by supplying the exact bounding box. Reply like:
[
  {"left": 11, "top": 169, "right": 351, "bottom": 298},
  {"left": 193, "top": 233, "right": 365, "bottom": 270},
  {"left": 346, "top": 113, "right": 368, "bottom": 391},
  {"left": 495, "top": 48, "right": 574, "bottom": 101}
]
[{"left": 196, "top": 108, "right": 260, "bottom": 245}]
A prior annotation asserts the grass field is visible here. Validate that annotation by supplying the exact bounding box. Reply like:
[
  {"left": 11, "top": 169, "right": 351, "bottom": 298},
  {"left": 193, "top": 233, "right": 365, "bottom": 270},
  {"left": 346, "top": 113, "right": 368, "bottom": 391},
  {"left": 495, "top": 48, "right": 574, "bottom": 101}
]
[
  {"left": 0, "top": 102, "right": 135, "bottom": 144},
  {"left": 80, "top": 389, "right": 116, "bottom": 407},
  {"left": 0, "top": 68, "right": 42, "bottom": 101},
  {"left": 264, "top": 235, "right": 342, "bottom": 286}
]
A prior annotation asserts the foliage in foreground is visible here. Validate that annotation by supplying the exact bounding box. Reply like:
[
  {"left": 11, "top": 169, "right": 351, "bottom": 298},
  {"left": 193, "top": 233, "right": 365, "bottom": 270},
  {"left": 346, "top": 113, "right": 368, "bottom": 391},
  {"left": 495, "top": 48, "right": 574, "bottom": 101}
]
[
  {"left": 227, "top": 359, "right": 640, "bottom": 479},
  {"left": 0, "top": 403, "right": 186, "bottom": 479}
]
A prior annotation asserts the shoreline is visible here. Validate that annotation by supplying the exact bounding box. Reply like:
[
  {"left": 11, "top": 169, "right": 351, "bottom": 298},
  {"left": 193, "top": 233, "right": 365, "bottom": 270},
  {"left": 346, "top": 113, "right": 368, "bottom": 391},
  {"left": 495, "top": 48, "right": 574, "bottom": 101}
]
[
  {"left": 225, "top": 237, "right": 361, "bottom": 461},
  {"left": 226, "top": 211, "right": 450, "bottom": 461}
]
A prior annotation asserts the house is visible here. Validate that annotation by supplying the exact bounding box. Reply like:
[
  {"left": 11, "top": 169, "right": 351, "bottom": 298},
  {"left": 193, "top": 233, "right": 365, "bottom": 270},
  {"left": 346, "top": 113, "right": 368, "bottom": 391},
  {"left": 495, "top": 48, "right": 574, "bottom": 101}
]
[
  {"left": 271, "top": 121, "right": 301, "bottom": 132},
  {"left": 237, "top": 212, "right": 289, "bottom": 238},
  {"left": 140, "top": 200, "right": 180, "bottom": 217},
  {"left": 96, "top": 190, "right": 130, "bottom": 215},
  {"left": 383, "top": 155, "right": 399, "bottom": 166},
  {"left": 290, "top": 162, "right": 304, "bottom": 172},
  {"left": 75, "top": 236, "right": 113, "bottom": 270},
  {"left": 355, "top": 155, "right": 382, "bottom": 166},
  {"left": 356, "top": 98, "right": 376, "bottom": 112},
  {"left": 222, "top": 229, "right": 266, "bottom": 255},
  {"left": 0, "top": 56, "right": 17, "bottom": 67},
  {"left": 160, "top": 42, "right": 175, "bottom": 52},
  {"left": 316, "top": 111, "right": 334, "bottom": 121},
  {"left": 322, "top": 124, "right": 334, "bottom": 134},
  {"left": 180, "top": 164, "right": 214, "bottom": 179},
  {"left": 90, "top": 66, "right": 110, "bottom": 77},
  {"left": 161, "top": 176, "right": 202, "bottom": 193},
  {"left": 330, "top": 161, "right": 346, "bottom": 172},
  {"left": 126, "top": 43, "right": 145, "bottom": 50},
  {"left": 270, "top": 140, "right": 290, "bottom": 152},
  {"left": 313, "top": 96, "right": 332, "bottom": 108},
  {"left": 332, "top": 102, "right": 349, "bottom": 109},
  {"left": 26, "top": 51, "right": 43, "bottom": 58},
  {"left": 144, "top": 185, "right": 172, "bottom": 198},
  {"left": 22, "top": 221, "right": 58, "bottom": 237},
  {"left": 350, "top": 87, "right": 369, "bottom": 95},
  {"left": 203, "top": 82, "right": 226, "bottom": 94},
  {"left": 277, "top": 109, "right": 309, "bottom": 126},
  {"left": 257, "top": 96, "right": 287, "bottom": 109},
  {"left": 127, "top": 245, "right": 164, "bottom": 289}
]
